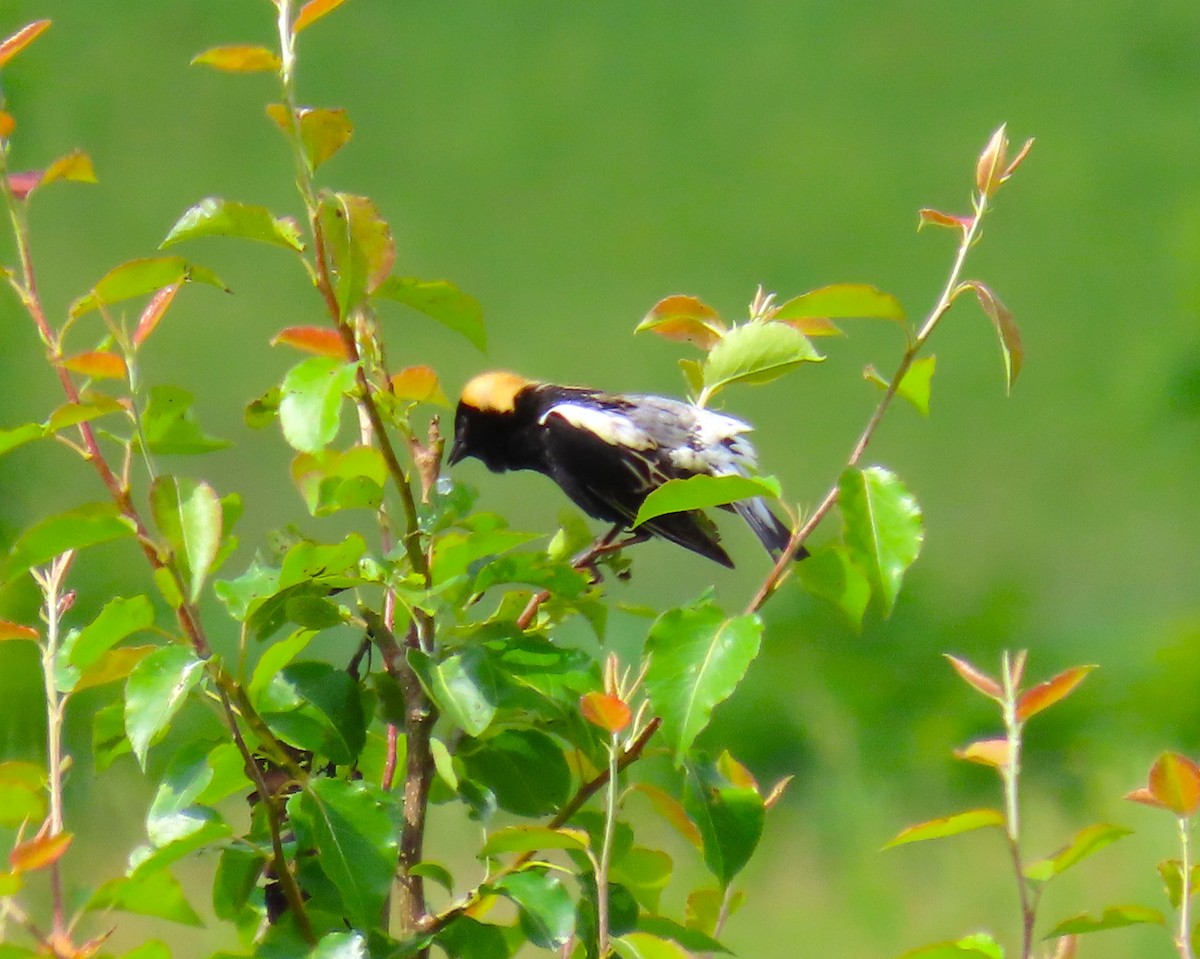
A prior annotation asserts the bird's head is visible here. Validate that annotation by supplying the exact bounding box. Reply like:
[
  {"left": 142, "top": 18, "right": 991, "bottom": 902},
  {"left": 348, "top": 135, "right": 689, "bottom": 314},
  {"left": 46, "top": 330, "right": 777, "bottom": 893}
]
[{"left": 448, "top": 370, "right": 536, "bottom": 467}]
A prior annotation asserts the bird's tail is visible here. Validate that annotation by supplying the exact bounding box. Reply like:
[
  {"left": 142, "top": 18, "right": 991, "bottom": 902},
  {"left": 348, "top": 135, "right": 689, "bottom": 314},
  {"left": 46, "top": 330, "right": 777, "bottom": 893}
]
[{"left": 732, "top": 497, "right": 809, "bottom": 562}]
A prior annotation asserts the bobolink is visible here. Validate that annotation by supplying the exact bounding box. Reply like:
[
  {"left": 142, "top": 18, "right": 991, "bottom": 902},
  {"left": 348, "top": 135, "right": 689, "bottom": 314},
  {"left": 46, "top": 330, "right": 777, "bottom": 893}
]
[{"left": 448, "top": 371, "right": 804, "bottom": 568}]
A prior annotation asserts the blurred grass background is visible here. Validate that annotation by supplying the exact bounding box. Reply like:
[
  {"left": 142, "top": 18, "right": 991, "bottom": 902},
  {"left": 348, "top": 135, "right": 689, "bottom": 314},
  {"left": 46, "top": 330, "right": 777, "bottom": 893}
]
[{"left": 2, "top": 1, "right": 1200, "bottom": 956}]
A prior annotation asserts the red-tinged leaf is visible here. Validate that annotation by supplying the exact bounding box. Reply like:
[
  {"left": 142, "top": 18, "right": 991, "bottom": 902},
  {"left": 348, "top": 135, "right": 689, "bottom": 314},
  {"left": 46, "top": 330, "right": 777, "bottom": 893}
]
[
  {"left": 763, "top": 775, "right": 793, "bottom": 809},
  {"left": 580, "top": 691, "right": 631, "bottom": 734},
  {"left": 918, "top": 208, "right": 972, "bottom": 231},
  {"left": 265, "top": 104, "right": 354, "bottom": 170},
  {"left": 632, "top": 783, "right": 703, "bottom": 848},
  {"left": 954, "top": 738, "right": 1010, "bottom": 769},
  {"left": 42, "top": 150, "right": 97, "bottom": 186},
  {"left": 1002, "top": 137, "right": 1035, "bottom": 183},
  {"left": 61, "top": 351, "right": 127, "bottom": 381},
  {"left": 1016, "top": 665, "right": 1096, "bottom": 722},
  {"left": 959, "top": 280, "right": 1023, "bottom": 393},
  {"left": 943, "top": 654, "right": 1003, "bottom": 700},
  {"left": 0, "top": 112, "right": 15, "bottom": 138},
  {"left": 390, "top": 365, "right": 449, "bottom": 406},
  {"left": 0, "top": 619, "right": 38, "bottom": 642},
  {"left": 10, "top": 830, "right": 72, "bottom": 872},
  {"left": 0, "top": 20, "right": 51, "bottom": 69},
  {"left": 1148, "top": 752, "right": 1200, "bottom": 817},
  {"left": 777, "top": 315, "right": 844, "bottom": 338},
  {"left": 8, "top": 170, "right": 41, "bottom": 200},
  {"left": 976, "top": 123, "right": 1009, "bottom": 197},
  {"left": 191, "top": 45, "right": 281, "bottom": 73},
  {"left": 635, "top": 295, "right": 727, "bottom": 350},
  {"left": 1125, "top": 786, "right": 1163, "bottom": 810},
  {"left": 133, "top": 281, "right": 182, "bottom": 347},
  {"left": 272, "top": 326, "right": 350, "bottom": 359},
  {"left": 883, "top": 808, "right": 1005, "bottom": 849},
  {"left": 295, "top": 0, "right": 349, "bottom": 33}
]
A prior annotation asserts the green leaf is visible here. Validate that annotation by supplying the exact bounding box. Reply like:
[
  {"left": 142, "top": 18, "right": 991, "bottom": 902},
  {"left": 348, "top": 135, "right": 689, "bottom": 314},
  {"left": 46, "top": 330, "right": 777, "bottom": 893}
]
[
  {"left": 411, "top": 860, "right": 455, "bottom": 894},
  {"left": 70, "top": 256, "right": 227, "bottom": 317},
  {"left": 644, "top": 598, "right": 763, "bottom": 762},
  {"left": 1044, "top": 905, "right": 1165, "bottom": 937},
  {"left": 278, "top": 357, "right": 359, "bottom": 453},
  {"left": 491, "top": 869, "right": 575, "bottom": 950},
  {"left": 460, "top": 728, "right": 570, "bottom": 816},
  {"left": 684, "top": 758, "right": 764, "bottom": 887},
  {"left": 87, "top": 868, "right": 203, "bottom": 926},
  {"left": 0, "top": 764, "right": 46, "bottom": 827},
  {"left": 472, "top": 553, "right": 590, "bottom": 599},
  {"left": 409, "top": 647, "right": 497, "bottom": 737},
  {"left": 0, "top": 422, "right": 46, "bottom": 457},
  {"left": 69, "top": 595, "right": 155, "bottom": 670},
  {"left": 258, "top": 661, "right": 366, "bottom": 764},
  {"left": 310, "top": 932, "right": 368, "bottom": 959},
  {"left": 292, "top": 446, "right": 387, "bottom": 516},
  {"left": 480, "top": 825, "right": 589, "bottom": 858},
  {"left": 634, "top": 474, "right": 781, "bottom": 528},
  {"left": 883, "top": 808, "right": 1005, "bottom": 848},
  {"left": 796, "top": 543, "right": 871, "bottom": 629},
  {"left": 1025, "top": 822, "right": 1132, "bottom": 883},
  {"left": 45, "top": 396, "right": 126, "bottom": 433},
  {"left": 266, "top": 105, "right": 354, "bottom": 171},
  {"left": 636, "top": 917, "right": 730, "bottom": 954},
  {"left": 774, "top": 283, "right": 905, "bottom": 324},
  {"left": 897, "top": 933, "right": 1006, "bottom": 958},
  {"left": 124, "top": 645, "right": 204, "bottom": 767},
  {"left": 248, "top": 629, "right": 316, "bottom": 703},
  {"left": 150, "top": 476, "right": 222, "bottom": 603},
  {"left": 213, "top": 844, "right": 266, "bottom": 921},
  {"left": 318, "top": 192, "right": 395, "bottom": 316},
  {"left": 161, "top": 197, "right": 304, "bottom": 251},
  {"left": 864, "top": 355, "right": 937, "bottom": 416},
  {"left": 374, "top": 276, "right": 486, "bottom": 352},
  {"left": 140, "top": 385, "right": 230, "bottom": 455},
  {"left": 611, "top": 846, "right": 673, "bottom": 913},
  {"left": 960, "top": 280, "right": 1023, "bottom": 394},
  {"left": 289, "top": 779, "right": 398, "bottom": 930},
  {"left": 701, "top": 321, "right": 821, "bottom": 397},
  {"left": 3, "top": 503, "right": 137, "bottom": 583},
  {"left": 436, "top": 916, "right": 507, "bottom": 959},
  {"left": 613, "top": 933, "right": 691, "bottom": 959},
  {"left": 838, "top": 466, "right": 924, "bottom": 616}
]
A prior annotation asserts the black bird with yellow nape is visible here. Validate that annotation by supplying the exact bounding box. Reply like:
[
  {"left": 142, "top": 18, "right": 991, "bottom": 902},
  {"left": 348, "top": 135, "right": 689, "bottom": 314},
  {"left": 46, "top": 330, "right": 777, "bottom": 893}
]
[{"left": 447, "top": 371, "right": 805, "bottom": 568}]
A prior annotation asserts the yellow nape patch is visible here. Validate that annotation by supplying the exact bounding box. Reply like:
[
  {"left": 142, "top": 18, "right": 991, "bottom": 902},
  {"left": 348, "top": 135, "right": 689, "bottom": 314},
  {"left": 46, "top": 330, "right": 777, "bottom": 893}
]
[{"left": 460, "top": 370, "right": 533, "bottom": 413}]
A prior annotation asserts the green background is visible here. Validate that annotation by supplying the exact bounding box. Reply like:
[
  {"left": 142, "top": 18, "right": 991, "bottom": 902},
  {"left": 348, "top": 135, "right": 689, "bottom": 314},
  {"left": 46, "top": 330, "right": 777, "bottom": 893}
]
[{"left": 2, "top": 1, "right": 1199, "bottom": 956}]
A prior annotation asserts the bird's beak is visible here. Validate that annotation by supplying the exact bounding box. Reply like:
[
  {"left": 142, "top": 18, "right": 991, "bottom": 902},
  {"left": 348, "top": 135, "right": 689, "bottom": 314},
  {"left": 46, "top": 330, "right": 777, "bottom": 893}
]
[{"left": 447, "top": 438, "right": 467, "bottom": 466}]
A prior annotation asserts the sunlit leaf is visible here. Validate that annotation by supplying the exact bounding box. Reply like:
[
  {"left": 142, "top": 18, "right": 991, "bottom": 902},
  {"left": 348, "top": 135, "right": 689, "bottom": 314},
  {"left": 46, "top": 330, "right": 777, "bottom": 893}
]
[
  {"left": 0, "top": 20, "right": 51, "bottom": 69},
  {"left": 161, "top": 197, "right": 304, "bottom": 251},
  {"left": 0, "top": 620, "right": 38, "bottom": 642},
  {"left": 883, "top": 808, "right": 1005, "bottom": 848},
  {"left": 0, "top": 422, "right": 45, "bottom": 457},
  {"left": 70, "top": 256, "right": 227, "bottom": 318},
  {"left": 839, "top": 466, "right": 924, "bottom": 616},
  {"left": 265, "top": 104, "right": 354, "bottom": 170},
  {"left": 409, "top": 647, "right": 496, "bottom": 738},
  {"left": 479, "top": 825, "right": 589, "bottom": 858},
  {"left": 45, "top": 395, "right": 125, "bottom": 433},
  {"left": 976, "top": 123, "right": 1009, "bottom": 197},
  {"left": 150, "top": 476, "right": 222, "bottom": 603},
  {"left": 0, "top": 766, "right": 46, "bottom": 826},
  {"left": 61, "top": 351, "right": 126, "bottom": 380},
  {"left": 773, "top": 283, "right": 905, "bottom": 329},
  {"left": 1044, "top": 905, "right": 1164, "bottom": 938},
  {"left": 133, "top": 282, "right": 182, "bottom": 348},
  {"left": 702, "top": 321, "right": 822, "bottom": 396},
  {"left": 191, "top": 45, "right": 281, "bottom": 73},
  {"left": 124, "top": 645, "right": 204, "bottom": 767},
  {"left": 295, "top": 0, "right": 350, "bottom": 32},
  {"left": 0, "top": 112, "right": 13, "bottom": 138},
  {"left": 291, "top": 445, "right": 386, "bottom": 516},
  {"left": 613, "top": 932, "right": 691, "bottom": 959},
  {"left": 490, "top": 869, "right": 575, "bottom": 950},
  {"left": 580, "top": 691, "right": 632, "bottom": 733},
  {"left": 635, "top": 917, "right": 730, "bottom": 955},
  {"left": 9, "top": 830, "right": 71, "bottom": 872},
  {"left": 954, "top": 738, "right": 1010, "bottom": 768},
  {"left": 943, "top": 654, "right": 1003, "bottom": 700},
  {"left": 1016, "top": 665, "right": 1096, "bottom": 722},
  {"left": 272, "top": 326, "right": 350, "bottom": 359},
  {"left": 390, "top": 365, "right": 450, "bottom": 406},
  {"left": 42, "top": 150, "right": 97, "bottom": 186},
  {"left": 69, "top": 595, "right": 154, "bottom": 670},
  {"left": 87, "top": 869, "right": 203, "bottom": 926},
  {"left": 278, "top": 356, "right": 358, "bottom": 453},
  {"left": 644, "top": 599, "right": 762, "bottom": 762},
  {"left": 864, "top": 355, "right": 936, "bottom": 416},
  {"left": 959, "top": 280, "right": 1023, "bottom": 393},
  {"left": 897, "top": 933, "right": 1005, "bottom": 958},
  {"left": 318, "top": 192, "right": 394, "bottom": 315},
  {"left": 634, "top": 474, "right": 780, "bottom": 528},
  {"left": 635, "top": 295, "right": 726, "bottom": 350},
  {"left": 3, "top": 503, "right": 136, "bottom": 584},
  {"left": 375, "top": 276, "right": 486, "bottom": 352},
  {"left": 1143, "top": 752, "right": 1200, "bottom": 817},
  {"left": 631, "top": 784, "right": 702, "bottom": 848},
  {"left": 1025, "top": 823, "right": 1131, "bottom": 883},
  {"left": 74, "top": 645, "right": 156, "bottom": 691}
]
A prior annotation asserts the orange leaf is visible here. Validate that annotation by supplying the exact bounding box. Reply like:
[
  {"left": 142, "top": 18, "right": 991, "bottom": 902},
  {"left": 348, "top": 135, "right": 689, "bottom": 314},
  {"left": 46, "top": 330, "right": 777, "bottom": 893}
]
[
  {"left": 10, "top": 829, "right": 72, "bottom": 872},
  {"left": 954, "top": 737, "right": 1010, "bottom": 768},
  {"left": 635, "top": 294, "right": 727, "bottom": 350},
  {"left": 295, "top": 0, "right": 349, "bottom": 32},
  {"left": 632, "top": 783, "right": 703, "bottom": 848},
  {"left": 390, "top": 365, "right": 449, "bottom": 405},
  {"left": 1124, "top": 786, "right": 1164, "bottom": 810},
  {"left": 1148, "top": 752, "right": 1200, "bottom": 818},
  {"left": 1016, "top": 665, "right": 1096, "bottom": 722},
  {"left": 133, "top": 281, "right": 183, "bottom": 347},
  {"left": 42, "top": 150, "right": 97, "bottom": 186},
  {"left": 976, "top": 123, "right": 1009, "bottom": 197},
  {"left": 763, "top": 775, "right": 793, "bottom": 809},
  {"left": 0, "top": 112, "right": 15, "bottom": 138},
  {"left": 271, "top": 326, "right": 350, "bottom": 359},
  {"left": 943, "top": 654, "right": 1002, "bottom": 700},
  {"left": 777, "top": 315, "right": 844, "bottom": 338},
  {"left": 0, "top": 20, "right": 51, "bottom": 69},
  {"left": 191, "top": 45, "right": 282, "bottom": 73},
  {"left": 717, "top": 750, "right": 759, "bottom": 791},
  {"left": 918, "top": 208, "right": 972, "bottom": 231},
  {"left": 0, "top": 619, "right": 38, "bottom": 642},
  {"left": 580, "top": 691, "right": 631, "bottom": 733},
  {"left": 61, "top": 351, "right": 126, "bottom": 380}
]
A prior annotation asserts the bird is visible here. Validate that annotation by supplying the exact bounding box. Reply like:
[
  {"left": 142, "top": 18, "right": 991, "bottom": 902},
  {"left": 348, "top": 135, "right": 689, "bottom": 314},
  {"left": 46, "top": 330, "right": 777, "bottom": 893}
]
[{"left": 447, "top": 370, "right": 805, "bottom": 568}]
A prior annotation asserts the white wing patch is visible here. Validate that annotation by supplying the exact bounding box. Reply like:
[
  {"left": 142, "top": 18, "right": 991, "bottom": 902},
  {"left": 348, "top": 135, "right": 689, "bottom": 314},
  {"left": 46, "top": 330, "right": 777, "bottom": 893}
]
[{"left": 541, "top": 402, "right": 656, "bottom": 450}]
